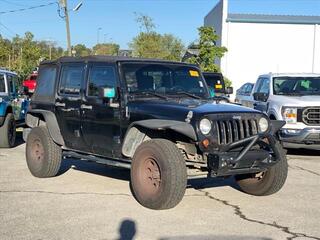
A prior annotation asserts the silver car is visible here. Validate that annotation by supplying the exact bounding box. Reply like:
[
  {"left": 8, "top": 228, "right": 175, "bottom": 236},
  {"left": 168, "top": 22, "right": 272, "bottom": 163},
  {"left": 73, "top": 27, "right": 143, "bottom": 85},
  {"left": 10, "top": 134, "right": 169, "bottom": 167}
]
[
  {"left": 250, "top": 73, "right": 320, "bottom": 150},
  {"left": 235, "top": 82, "right": 254, "bottom": 107}
]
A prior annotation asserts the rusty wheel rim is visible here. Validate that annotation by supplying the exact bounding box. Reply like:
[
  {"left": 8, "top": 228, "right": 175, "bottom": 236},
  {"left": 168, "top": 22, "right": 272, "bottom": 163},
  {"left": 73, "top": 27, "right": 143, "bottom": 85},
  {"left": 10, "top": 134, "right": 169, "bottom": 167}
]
[
  {"left": 138, "top": 158, "right": 161, "bottom": 197},
  {"left": 30, "top": 139, "right": 44, "bottom": 169}
]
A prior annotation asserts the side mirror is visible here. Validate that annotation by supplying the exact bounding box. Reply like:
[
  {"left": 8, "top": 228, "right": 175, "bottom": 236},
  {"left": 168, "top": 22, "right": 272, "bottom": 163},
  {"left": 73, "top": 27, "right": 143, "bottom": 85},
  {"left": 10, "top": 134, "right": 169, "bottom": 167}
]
[
  {"left": 253, "top": 92, "right": 269, "bottom": 102},
  {"left": 225, "top": 87, "right": 233, "bottom": 95},
  {"left": 98, "top": 87, "right": 116, "bottom": 99}
]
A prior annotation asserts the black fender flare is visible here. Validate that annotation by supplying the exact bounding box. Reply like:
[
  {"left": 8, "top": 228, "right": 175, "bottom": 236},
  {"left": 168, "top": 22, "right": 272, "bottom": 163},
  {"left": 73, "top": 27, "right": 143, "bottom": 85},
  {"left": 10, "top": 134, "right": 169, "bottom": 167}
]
[
  {"left": 26, "top": 110, "right": 65, "bottom": 146},
  {"left": 122, "top": 119, "right": 197, "bottom": 158}
]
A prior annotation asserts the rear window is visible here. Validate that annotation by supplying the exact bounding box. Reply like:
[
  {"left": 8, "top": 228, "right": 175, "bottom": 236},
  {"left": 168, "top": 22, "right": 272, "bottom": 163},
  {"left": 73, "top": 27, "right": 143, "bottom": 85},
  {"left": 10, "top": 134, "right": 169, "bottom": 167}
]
[
  {"left": 59, "top": 65, "right": 84, "bottom": 95},
  {"left": 204, "top": 75, "right": 225, "bottom": 93},
  {"left": 33, "top": 65, "right": 57, "bottom": 102}
]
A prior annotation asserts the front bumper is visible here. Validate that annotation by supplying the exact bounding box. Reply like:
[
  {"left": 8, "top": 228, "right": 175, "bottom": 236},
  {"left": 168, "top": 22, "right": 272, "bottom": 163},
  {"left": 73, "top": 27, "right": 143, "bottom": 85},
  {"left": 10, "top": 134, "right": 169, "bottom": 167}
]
[
  {"left": 207, "top": 133, "right": 282, "bottom": 177},
  {"left": 280, "top": 128, "right": 320, "bottom": 150}
]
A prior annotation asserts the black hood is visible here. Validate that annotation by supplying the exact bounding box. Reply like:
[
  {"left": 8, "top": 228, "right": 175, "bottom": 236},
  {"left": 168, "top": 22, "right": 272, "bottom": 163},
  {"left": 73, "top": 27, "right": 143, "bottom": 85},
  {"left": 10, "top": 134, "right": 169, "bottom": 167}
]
[{"left": 128, "top": 98, "right": 261, "bottom": 122}]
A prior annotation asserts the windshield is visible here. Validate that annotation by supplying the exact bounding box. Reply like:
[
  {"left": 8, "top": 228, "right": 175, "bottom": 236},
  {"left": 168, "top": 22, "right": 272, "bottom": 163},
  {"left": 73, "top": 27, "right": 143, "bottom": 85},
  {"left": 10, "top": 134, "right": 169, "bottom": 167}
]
[
  {"left": 204, "top": 75, "right": 225, "bottom": 94},
  {"left": 122, "top": 63, "right": 209, "bottom": 98},
  {"left": 0, "top": 73, "right": 5, "bottom": 93},
  {"left": 273, "top": 77, "right": 320, "bottom": 95}
]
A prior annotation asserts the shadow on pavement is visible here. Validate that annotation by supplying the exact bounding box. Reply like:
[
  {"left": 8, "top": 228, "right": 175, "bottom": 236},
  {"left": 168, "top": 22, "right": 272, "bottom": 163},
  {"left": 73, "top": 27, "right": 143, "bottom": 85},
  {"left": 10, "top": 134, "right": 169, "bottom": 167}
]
[
  {"left": 59, "top": 158, "right": 240, "bottom": 192},
  {"left": 116, "top": 219, "right": 137, "bottom": 240},
  {"left": 159, "top": 236, "right": 273, "bottom": 240},
  {"left": 187, "top": 176, "right": 240, "bottom": 191},
  {"left": 287, "top": 148, "right": 319, "bottom": 156},
  {"left": 59, "top": 158, "right": 130, "bottom": 181}
]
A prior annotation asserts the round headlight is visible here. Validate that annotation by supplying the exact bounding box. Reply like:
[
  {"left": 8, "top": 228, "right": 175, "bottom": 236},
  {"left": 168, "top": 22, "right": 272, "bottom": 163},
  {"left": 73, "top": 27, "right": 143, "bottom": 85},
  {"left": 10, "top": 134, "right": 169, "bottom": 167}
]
[
  {"left": 200, "top": 118, "right": 212, "bottom": 135},
  {"left": 258, "top": 117, "right": 269, "bottom": 133}
]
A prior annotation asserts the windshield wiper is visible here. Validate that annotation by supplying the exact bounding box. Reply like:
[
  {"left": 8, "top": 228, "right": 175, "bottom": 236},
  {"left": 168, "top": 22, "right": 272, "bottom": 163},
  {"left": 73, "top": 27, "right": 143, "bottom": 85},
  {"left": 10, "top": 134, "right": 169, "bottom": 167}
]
[
  {"left": 135, "top": 91, "right": 168, "bottom": 100},
  {"left": 278, "top": 92, "right": 303, "bottom": 96},
  {"left": 176, "top": 91, "right": 201, "bottom": 99}
]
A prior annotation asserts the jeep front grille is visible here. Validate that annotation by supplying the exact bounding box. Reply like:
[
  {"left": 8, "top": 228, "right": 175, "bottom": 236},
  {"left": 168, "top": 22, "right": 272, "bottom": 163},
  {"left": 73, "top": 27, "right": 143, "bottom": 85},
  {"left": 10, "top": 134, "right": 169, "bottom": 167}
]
[
  {"left": 302, "top": 107, "right": 320, "bottom": 125},
  {"left": 214, "top": 119, "right": 259, "bottom": 145}
]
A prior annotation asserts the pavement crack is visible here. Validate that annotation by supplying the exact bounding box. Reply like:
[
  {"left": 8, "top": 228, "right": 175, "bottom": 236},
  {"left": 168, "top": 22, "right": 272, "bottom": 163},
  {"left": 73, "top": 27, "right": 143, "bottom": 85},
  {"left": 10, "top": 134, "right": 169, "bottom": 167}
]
[
  {"left": 197, "top": 189, "right": 320, "bottom": 240},
  {"left": 289, "top": 165, "right": 320, "bottom": 177},
  {"left": 0, "top": 190, "right": 131, "bottom": 197}
]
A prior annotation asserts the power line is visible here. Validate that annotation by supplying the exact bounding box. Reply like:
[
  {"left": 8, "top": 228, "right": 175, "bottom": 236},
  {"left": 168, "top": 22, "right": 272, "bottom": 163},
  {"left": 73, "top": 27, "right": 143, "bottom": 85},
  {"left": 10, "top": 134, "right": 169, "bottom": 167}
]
[
  {"left": 0, "top": 22, "right": 18, "bottom": 36},
  {"left": 0, "top": 1, "right": 57, "bottom": 15},
  {"left": 0, "top": 0, "right": 31, "bottom": 7}
]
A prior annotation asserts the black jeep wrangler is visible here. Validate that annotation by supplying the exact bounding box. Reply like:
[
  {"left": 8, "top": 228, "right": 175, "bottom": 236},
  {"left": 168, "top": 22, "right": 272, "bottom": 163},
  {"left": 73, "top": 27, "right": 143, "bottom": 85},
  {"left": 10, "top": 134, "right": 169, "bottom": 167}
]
[{"left": 24, "top": 56, "right": 288, "bottom": 210}]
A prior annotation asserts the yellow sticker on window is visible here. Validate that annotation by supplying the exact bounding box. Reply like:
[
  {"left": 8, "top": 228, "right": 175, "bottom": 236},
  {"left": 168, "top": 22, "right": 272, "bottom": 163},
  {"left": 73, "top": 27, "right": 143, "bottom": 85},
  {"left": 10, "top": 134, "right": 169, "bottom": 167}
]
[
  {"left": 215, "top": 84, "right": 223, "bottom": 89},
  {"left": 189, "top": 70, "right": 199, "bottom": 77}
]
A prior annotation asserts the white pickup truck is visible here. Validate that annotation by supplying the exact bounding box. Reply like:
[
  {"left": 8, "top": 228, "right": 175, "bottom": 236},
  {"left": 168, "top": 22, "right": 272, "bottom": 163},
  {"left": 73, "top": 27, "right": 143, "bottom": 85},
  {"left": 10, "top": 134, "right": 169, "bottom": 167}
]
[{"left": 250, "top": 73, "right": 320, "bottom": 150}]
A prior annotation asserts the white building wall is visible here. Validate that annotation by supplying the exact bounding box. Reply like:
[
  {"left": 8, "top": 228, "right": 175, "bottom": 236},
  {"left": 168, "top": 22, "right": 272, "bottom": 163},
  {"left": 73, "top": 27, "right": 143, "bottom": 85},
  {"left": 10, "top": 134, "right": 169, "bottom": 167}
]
[{"left": 223, "top": 22, "right": 320, "bottom": 95}]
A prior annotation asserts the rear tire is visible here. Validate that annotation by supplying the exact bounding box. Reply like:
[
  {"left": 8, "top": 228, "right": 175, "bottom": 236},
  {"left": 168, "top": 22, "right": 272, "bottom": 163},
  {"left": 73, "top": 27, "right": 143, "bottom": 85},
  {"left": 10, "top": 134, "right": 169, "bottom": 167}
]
[
  {"left": 130, "top": 139, "right": 187, "bottom": 210},
  {"left": 26, "top": 126, "right": 62, "bottom": 178},
  {"left": 235, "top": 141, "right": 288, "bottom": 196},
  {"left": 0, "top": 113, "right": 16, "bottom": 148}
]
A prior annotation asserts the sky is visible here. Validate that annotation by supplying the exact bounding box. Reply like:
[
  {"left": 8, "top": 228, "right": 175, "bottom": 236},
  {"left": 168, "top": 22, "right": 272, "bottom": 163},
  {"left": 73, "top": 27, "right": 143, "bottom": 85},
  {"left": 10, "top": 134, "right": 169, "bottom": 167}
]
[{"left": 0, "top": 0, "right": 320, "bottom": 49}]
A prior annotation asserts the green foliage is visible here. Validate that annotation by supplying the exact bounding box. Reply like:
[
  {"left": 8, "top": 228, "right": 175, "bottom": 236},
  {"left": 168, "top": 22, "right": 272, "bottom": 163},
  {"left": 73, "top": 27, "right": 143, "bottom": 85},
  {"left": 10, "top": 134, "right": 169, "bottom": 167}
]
[
  {"left": 0, "top": 32, "right": 64, "bottom": 83},
  {"left": 224, "top": 77, "right": 232, "bottom": 88},
  {"left": 130, "top": 14, "right": 185, "bottom": 61},
  {"left": 93, "top": 43, "right": 120, "bottom": 56},
  {"left": 72, "top": 44, "right": 91, "bottom": 57},
  {"left": 188, "top": 26, "right": 227, "bottom": 72}
]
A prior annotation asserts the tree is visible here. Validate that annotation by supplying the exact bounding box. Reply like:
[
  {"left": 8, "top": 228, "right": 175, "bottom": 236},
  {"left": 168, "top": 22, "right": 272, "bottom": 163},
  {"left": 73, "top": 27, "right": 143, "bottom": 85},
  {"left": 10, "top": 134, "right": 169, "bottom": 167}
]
[
  {"left": 187, "top": 26, "right": 227, "bottom": 72},
  {"left": 130, "top": 14, "right": 185, "bottom": 61},
  {"left": 0, "top": 32, "right": 65, "bottom": 83},
  {"left": 72, "top": 44, "right": 91, "bottom": 57},
  {"left": 92, "top": 43, "right": 120, "bottom": 55},
  {"left": 185, "top": 26, "right": 231, "bottom": 86}
]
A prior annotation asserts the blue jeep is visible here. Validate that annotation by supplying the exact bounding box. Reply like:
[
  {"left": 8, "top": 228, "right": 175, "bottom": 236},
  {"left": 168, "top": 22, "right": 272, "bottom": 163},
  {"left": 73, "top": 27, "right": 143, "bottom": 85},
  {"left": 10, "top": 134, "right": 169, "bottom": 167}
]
[{"left": 0, "top": 68, "right": 29, "bottom": 148}]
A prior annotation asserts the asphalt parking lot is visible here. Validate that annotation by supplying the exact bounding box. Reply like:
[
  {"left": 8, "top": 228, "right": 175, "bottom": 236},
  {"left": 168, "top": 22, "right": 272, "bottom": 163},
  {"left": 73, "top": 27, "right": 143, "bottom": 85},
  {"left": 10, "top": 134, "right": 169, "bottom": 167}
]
[{"left": 0, "top": 136, "right": 319, "bottom": 240}]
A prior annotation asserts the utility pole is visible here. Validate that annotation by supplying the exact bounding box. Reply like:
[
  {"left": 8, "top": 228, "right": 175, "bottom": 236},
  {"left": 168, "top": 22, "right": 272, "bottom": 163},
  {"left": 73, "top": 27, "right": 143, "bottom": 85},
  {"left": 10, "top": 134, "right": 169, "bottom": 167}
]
[{"left": 60, "top": 0, "right": 72, "bottom": 56}]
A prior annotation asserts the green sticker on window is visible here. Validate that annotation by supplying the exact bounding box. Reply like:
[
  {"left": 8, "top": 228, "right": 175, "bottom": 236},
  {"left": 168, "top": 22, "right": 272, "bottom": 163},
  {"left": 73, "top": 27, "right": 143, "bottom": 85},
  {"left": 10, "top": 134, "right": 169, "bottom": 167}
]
[{"left": 301, "top": 80, "right": 310, "bottom": 89}]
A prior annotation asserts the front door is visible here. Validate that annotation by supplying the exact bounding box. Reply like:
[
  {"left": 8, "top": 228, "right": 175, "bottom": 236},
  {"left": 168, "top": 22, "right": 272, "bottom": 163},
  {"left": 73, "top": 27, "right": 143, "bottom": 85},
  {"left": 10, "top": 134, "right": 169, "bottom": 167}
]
[
  {"left": 55, "top": 63, "right": 85, "bottom": 150},
  {"left": 81, "top": 63, "right": 121, "bottom": 157},
  {"left": 253, "top": 78, "right": 270, "bottom": 113}
]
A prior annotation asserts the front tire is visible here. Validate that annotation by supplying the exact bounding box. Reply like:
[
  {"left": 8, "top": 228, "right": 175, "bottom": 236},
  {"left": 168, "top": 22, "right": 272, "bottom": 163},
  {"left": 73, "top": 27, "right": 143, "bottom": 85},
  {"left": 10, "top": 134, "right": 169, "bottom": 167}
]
[
  {"left": 0, "top": 113, "right": 16, "bottom": 148},
  {"left": 26, "top": 126, "right": 62, "bottom": 178},
  {"left": 235, "top": 141, "right": 288, "bottom": 196},
  {"left": 130, "top": 139, "right": 187, "bottom": 210}
]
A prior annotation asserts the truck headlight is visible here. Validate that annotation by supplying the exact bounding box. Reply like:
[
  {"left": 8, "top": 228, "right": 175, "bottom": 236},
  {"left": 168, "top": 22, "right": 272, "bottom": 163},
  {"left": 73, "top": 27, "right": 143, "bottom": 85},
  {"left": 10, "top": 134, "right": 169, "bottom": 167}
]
[
  {"left": 258, "top": 117, "right": 269, "bottom": 133},
  {"left": 282, "top": 107, "right": 297, "bottom": 124},
  {"left": 199, "top": 118, "right": 212, "bottom": 135}
]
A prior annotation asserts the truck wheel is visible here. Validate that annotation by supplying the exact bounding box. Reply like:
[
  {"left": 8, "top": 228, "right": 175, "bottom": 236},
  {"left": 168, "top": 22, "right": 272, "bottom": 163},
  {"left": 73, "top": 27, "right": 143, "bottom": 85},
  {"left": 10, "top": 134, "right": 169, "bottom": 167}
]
[
  {"left": 26, "top": 126, "right": 62, "bottom": 178},
  {"left": 235, "top": 141, "right": 288, "bottom": 196},
  {"left": 0, "top": 113, "right": 16, "bottom": 148},
  {"left": 130, "top": 139, "right": 187, "bottom": 210}
]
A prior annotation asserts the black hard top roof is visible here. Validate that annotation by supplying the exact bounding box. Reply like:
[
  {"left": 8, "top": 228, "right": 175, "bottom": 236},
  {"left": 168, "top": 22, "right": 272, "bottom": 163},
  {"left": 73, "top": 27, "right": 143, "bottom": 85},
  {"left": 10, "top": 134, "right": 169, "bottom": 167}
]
[
  {"left": 203, "top": 72, "right": 223, "bottom": 77},
  {"left": 41, "top": 55, "right": 196, "bottom": 66}
]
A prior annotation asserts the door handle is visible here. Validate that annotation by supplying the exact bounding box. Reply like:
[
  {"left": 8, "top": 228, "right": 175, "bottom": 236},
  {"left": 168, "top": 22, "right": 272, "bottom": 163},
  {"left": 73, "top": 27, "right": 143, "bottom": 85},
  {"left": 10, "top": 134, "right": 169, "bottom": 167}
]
[
  {"left": 81, "top": 104, "right": 93, "bottom": 110},
  {"left": 55, "top": 102, "right": 66, "bottom": 107}
]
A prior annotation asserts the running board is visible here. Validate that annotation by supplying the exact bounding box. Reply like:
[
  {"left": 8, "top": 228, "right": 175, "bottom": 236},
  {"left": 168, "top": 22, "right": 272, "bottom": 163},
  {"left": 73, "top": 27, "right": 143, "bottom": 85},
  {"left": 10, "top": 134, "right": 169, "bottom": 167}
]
[{"left": 63, "top": 151, "right": 131, "bottom": 169}]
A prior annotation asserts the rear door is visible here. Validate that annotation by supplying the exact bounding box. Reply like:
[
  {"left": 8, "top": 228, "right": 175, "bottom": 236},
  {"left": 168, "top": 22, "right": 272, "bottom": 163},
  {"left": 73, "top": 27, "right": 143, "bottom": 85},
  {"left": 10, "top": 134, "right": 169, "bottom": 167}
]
[
  {"left": 55, "top": 63, "right": 86, "bottom": 150},
  {"left": 80, "top": 63, "right": 121, "bottom": 157}
]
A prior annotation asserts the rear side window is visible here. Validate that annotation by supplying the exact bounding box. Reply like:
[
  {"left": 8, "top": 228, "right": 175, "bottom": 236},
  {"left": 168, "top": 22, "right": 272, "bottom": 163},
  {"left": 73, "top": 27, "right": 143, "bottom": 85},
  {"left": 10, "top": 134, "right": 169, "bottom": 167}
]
[
  {"left": 87, "top": 65, "right": 116, "bottom": 97},
  {"left": 33, "top": 65, "right": 57, "bottom": 102},
  {"left": 0, "top": 74, "right": 5, "bottom": 93},
  {"left": 59, "top": 65, "right": 84, "bottom": 95}
]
